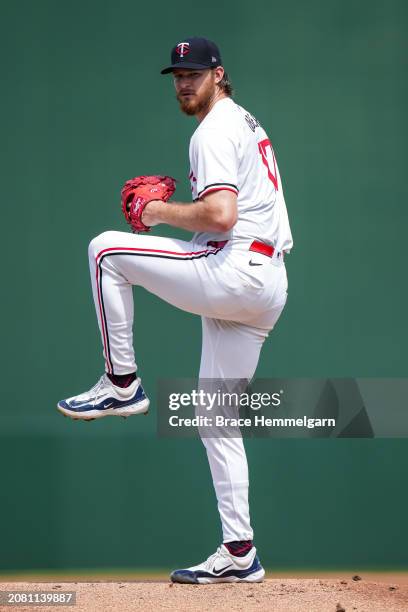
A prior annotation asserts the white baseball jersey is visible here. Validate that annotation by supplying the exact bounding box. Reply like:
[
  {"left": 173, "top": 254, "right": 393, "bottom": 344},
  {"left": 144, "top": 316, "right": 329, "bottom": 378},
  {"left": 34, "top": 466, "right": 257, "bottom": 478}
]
[{"left": 189, "top": 97, "right": 293, "bottom": 252}]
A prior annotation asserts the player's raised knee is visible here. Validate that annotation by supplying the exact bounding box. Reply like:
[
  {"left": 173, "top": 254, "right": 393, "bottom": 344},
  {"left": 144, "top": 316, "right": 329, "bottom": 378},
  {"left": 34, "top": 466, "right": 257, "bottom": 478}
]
[{"left": 88, "top": 231, "right": 120, "bottom": 259}]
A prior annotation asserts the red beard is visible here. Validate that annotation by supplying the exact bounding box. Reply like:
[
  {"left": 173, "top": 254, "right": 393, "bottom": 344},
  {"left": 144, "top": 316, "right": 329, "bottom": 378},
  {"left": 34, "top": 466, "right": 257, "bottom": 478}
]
[{"left": 176, "top": 82, "right": 216, "bottom": 116}]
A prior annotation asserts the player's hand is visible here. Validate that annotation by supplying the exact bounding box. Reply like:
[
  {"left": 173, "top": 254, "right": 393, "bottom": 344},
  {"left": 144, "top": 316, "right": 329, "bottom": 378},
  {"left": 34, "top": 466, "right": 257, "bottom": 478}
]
[{"left": 141, "top": 200, "right": 164, "bottom": 227}]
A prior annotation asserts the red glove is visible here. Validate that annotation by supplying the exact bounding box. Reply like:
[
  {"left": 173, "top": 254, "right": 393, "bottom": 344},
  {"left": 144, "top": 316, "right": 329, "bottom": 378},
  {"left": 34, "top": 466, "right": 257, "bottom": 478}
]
[{"left": 121, "top": 175, "right": 176, "bottom": 233}]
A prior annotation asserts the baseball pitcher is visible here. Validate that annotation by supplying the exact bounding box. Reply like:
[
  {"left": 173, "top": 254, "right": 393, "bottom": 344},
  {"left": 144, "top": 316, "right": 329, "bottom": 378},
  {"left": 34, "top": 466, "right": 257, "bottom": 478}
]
[{"left": 58, "top": 36, "right": 293, "bottom": 584}]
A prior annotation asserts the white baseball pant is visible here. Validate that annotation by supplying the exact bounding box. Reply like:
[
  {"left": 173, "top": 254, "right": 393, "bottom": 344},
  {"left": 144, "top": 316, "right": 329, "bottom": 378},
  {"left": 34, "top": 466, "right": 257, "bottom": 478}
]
[{"left": 88, "top": 230, "right": 288, "bottom": 542}]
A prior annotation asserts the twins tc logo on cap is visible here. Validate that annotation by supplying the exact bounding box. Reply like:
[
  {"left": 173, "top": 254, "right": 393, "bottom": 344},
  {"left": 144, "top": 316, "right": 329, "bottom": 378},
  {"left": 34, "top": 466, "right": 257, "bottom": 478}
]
[{"left": 176, "top": 42, "right": 190, "bottom": 58}]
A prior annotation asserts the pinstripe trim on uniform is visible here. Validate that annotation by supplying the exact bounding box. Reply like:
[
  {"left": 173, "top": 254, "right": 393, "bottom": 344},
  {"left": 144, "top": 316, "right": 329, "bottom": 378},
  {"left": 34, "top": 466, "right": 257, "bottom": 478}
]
[
  {"left": 95, "top": 244, "right": 226, "bottom": 374},
  {"left": 197, "top": 183, "right": 239, "bottom": 198}
]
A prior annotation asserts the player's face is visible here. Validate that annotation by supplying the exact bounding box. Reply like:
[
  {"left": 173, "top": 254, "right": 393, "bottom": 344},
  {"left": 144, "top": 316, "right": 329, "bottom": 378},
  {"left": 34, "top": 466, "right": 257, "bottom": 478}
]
[{"left": 173, "top": 68, "right": 217, "bottom": 116}]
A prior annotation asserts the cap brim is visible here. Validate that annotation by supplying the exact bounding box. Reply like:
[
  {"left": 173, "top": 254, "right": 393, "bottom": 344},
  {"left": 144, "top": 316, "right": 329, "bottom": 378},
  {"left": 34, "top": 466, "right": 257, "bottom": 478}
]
[{"left": 160, "top": 62, "right": 212, "bottom": 75}]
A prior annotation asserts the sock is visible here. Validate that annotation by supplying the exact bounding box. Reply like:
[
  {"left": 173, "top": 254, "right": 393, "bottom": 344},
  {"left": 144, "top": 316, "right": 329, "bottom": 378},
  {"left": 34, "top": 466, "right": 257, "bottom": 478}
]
[
  {"left": 107, "top": 372, "right": 136, "bottom": 388},
  {"left": 224, "top": 540, "right": 253, "bottom": 557}
]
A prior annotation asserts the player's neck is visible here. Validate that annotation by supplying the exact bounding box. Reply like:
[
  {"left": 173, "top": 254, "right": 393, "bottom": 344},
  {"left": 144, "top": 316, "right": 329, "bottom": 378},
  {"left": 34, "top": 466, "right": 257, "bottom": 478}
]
[{"left": 195, "top": 91, "right": 228, "bottom": 123}]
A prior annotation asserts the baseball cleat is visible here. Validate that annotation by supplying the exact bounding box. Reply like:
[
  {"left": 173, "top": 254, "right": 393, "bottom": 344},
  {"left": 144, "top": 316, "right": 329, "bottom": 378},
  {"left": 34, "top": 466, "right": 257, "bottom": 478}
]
[
  {"left": 170, "top": 544, "right": 265, "bottom": 584},
  {"left": 57, "top": 374, "right": 149, "bottom": 420}
]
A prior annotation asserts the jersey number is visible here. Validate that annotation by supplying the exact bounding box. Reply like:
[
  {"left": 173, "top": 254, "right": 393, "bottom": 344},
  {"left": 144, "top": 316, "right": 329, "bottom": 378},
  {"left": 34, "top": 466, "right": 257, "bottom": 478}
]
[{"left": 258, "top": 139, "right": 278, "bottom": 190}]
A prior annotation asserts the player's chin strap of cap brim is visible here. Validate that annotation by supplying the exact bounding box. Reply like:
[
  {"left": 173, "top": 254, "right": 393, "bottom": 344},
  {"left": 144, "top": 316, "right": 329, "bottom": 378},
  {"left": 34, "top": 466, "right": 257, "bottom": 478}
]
[{"left": 207, "top": 240, "right": 283, "bottom": 259}]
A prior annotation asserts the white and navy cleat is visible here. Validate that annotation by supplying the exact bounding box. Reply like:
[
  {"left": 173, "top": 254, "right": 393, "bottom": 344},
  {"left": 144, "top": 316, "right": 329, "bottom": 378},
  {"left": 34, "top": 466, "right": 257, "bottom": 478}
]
[
  {"left": 57, "top": 374, "right": 149, "bottom": 420},
  {"left": 170, "top": 544, "right": 265, "bottom": 584}
]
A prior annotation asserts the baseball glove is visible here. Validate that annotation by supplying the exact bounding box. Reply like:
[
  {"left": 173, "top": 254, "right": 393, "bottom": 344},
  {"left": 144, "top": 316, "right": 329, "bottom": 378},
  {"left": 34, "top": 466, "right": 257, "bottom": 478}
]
[{"left": 121, "top": 175, "right": 176, "bottom": 232}]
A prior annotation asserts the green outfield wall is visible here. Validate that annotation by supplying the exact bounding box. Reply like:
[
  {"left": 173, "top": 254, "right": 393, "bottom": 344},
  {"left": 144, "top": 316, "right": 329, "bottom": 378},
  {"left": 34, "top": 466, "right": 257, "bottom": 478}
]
[{"left": 1, "top": 0, "right": 407, "bottom": 571}]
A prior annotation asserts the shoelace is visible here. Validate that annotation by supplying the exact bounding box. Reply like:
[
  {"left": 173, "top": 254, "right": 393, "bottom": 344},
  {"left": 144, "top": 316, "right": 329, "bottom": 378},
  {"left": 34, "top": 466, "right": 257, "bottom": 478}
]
[
  {"left": 204, "top": 547, "right": 229, "bottom": 570},
  {"left": 75, "top": 375, "right": 109, "bottom": 404}
]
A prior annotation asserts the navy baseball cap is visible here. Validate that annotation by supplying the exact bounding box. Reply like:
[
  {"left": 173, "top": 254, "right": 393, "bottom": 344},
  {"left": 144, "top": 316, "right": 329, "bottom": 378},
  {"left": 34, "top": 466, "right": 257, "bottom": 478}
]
[{"left": 161, "top": 37, "right": 222, "bottom": 74}]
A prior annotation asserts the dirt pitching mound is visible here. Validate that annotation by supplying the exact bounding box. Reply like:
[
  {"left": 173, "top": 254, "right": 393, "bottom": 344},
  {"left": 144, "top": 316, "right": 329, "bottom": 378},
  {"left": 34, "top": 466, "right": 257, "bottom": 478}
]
[{"left": 1, "top": 578, "right": 407, "bottom": 611}]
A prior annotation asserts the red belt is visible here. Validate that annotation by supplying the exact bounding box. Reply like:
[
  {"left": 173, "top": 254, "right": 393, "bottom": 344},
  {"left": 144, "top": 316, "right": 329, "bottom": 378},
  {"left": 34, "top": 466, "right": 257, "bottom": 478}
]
[
  {"left": 207, "top": 239, "right": 279, "bottom": 258},
  {"left": 249, "top": 240, "right": 275, "bottom": 257},
  {"left": 207, "top": 240, "right": 229, "bottom": 249}
]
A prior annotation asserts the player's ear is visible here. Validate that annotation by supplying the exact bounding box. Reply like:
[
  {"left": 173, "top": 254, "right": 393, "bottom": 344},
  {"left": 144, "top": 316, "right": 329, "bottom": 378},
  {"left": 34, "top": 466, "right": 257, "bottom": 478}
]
[{"left": 214, "top": 66, "right": 225, "bottom": 85}]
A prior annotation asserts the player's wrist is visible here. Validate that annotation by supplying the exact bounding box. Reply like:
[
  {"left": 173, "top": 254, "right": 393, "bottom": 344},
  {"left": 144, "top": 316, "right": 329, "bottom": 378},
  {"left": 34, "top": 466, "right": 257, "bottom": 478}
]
[{"left": 141, "top": 199, "right": 164, "bottom": 227}]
